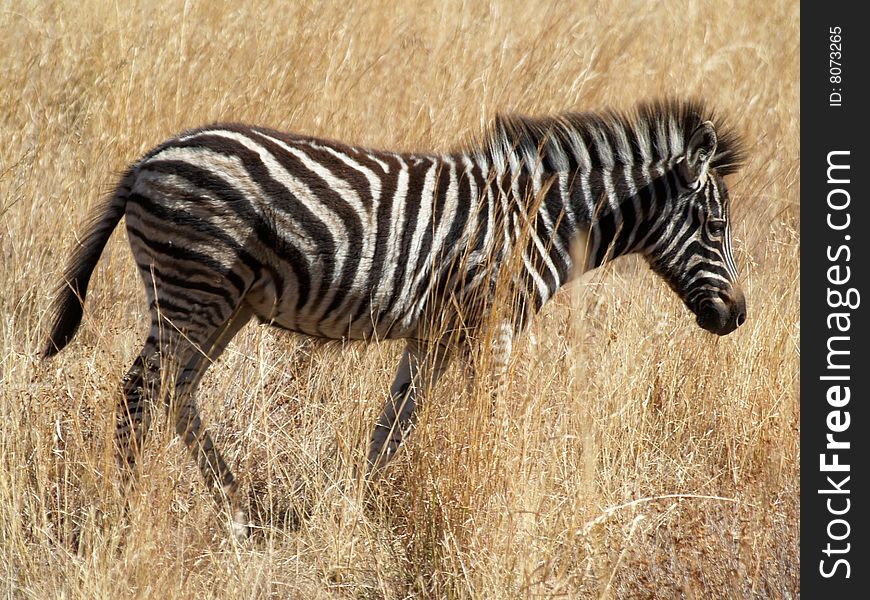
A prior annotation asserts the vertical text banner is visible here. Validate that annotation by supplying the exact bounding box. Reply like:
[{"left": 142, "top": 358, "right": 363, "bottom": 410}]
[{"left": 802, "top": 2, "right": 870, "bottom": 595}]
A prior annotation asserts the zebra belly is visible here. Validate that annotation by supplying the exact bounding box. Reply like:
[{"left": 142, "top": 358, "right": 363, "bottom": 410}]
[{"left": 245, "top": 277, "right": 419, "bottom": 341}]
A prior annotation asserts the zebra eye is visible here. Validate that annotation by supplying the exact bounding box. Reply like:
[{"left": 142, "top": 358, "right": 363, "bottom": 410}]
[{"left": 708, "top": 219, "right": 726, "bottom": 235}]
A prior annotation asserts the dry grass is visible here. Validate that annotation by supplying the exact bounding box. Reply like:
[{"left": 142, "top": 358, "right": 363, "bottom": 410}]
[{"left": 0, "top": 0, "right": 799, "bottom": 598}]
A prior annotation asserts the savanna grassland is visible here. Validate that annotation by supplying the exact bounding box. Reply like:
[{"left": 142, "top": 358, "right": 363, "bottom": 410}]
[{"left": 0, "top": 1, "right": 799, "bottom": 598}]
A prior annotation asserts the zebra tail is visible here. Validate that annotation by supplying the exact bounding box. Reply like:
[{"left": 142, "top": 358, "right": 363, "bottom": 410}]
[{"left": 43, "top": 168, "right": 136, "bottom": 358}]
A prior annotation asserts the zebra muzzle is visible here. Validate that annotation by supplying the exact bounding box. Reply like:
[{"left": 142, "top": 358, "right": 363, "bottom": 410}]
[{"left": 695, "top": 286, "right": 746, "bottom": 335}]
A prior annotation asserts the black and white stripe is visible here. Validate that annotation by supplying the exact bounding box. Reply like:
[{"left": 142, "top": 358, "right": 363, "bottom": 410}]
[{"left": 43, "top": 99, "right": 746, "bottom": 537}]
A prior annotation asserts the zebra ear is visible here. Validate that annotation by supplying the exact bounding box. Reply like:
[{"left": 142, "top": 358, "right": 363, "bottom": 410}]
[{"left": 683, "top": 121, "right": 718, "bottom": 184}]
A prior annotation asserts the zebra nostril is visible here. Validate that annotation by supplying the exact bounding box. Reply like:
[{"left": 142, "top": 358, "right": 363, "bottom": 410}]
[{"left": 736, "top": 309, "right": 746, "bottom": 327}]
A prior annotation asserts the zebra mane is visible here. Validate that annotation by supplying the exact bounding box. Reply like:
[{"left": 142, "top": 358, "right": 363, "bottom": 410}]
[{"left": 481, "top": 99, "right": 745, "bottom": 177}]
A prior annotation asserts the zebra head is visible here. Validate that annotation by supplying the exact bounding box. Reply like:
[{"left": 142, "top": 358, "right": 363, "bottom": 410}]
[{"left": 645, "top": 120, "right": 746, "bottom": 336}]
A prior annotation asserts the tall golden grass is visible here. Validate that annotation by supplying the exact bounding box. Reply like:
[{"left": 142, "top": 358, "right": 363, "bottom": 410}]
[{"left": 0, "top": 0, "right": 799, "bottom": 597}]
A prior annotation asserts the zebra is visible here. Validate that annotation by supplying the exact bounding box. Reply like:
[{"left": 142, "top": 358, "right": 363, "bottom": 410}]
[{"left": 43, "top": 99, "right": 746, "bottom": 538}]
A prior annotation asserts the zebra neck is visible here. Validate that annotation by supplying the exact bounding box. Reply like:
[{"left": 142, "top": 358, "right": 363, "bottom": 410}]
[
  {"left": 566, "top": 162, "right": 682, "bottom": 273},
  {"left": 464, "top": 151, "right": 682, "bottom": 310}
]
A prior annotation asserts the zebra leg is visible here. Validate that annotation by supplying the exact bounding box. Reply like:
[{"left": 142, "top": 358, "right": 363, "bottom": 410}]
[
  {"left": 168, "top": 305, "right": 254, "bottom": 540},
  {"left": 116, "top": 304, "right": 253, "bottom": 539},
  {"left": 490, "top": 320, "right": 515, "bottom": 380},
  {"left": 463, "top": 320, "right": 516, "bottom": 390},
  {"left": 116, "top": 313, "right": 205, "bottom": 483},
  {"left": 366, "top": 340, "right": 452, "bottom": 476},
  {"left": 116, "top": 345, "right": 162, "bottom": 484}
]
